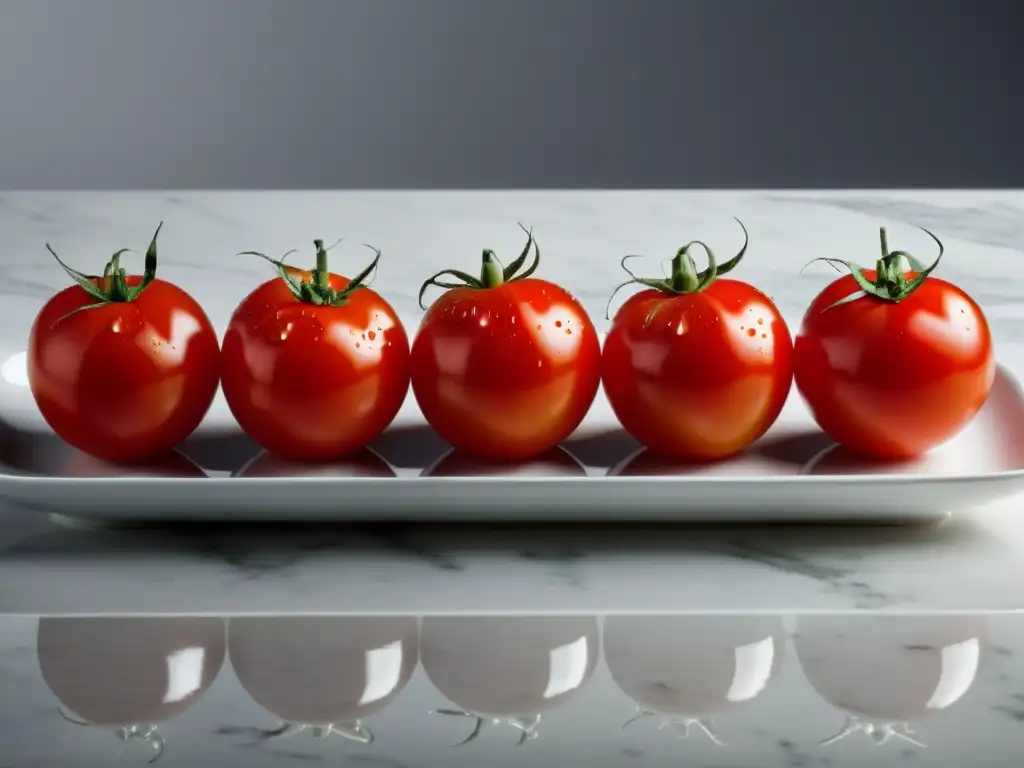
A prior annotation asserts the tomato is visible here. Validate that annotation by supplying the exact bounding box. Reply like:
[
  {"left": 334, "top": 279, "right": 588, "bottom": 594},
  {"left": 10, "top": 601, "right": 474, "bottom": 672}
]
[
  {"left": 410, "top": 225, "right": 601, "bottom": 461},
  {"left": 27, "top": 224, "right": 221, "bottom": 464},
  {"left": 794, "top": 614, "right": 987, "bottom": 746},
  {"left": 420, "top": 615, "right": 600, "bottom": 745},
  {"left": 228, "top": 616, "right": 419, "bottom": 743},
  {"left": 794, "top": 228, "right": 995, "bottom": 460},
  {"left": 221, "top": 240, "right": 410, "bottom": 461},
  {"left": 601, "top": 219, "right": 793, "bottom": 462},
  {"left": 603, "top": 615, "right": 785, "bottom": 742},
  {"left": 37, "top": 616, "right": 226, "bottom": 760}
]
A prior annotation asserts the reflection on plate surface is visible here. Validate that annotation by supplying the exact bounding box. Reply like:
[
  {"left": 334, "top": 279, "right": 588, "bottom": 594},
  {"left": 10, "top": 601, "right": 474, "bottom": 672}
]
[
  {"left": 36, "top": 617, "right": 227, "bottom": 762},
  {"left": 57, "top": 450, "right": 209, "bottom": 479},
  {"left": 233, "top": 448, "right": 396, "bottom": 479},
  {"left": 793, "top": 614, "right": 989, "bottom": 747},
  {"left": 227, "top": 616, "right": 418, "bottom": 744},
  {"left": 5, "top": 366, "right": 1024, "bottom": 521},
  {"left": 421, "top": 446, "right": 587, "bottom": 478},
  {"left": 420, "top": 616, "right": 600, "bottom": 745}
]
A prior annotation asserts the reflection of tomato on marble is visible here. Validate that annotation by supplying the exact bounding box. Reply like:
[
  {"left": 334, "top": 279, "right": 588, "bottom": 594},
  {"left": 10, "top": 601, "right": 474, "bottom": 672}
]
[
  {"left": 793, "top": 614, "right": 989, "bottom": 747},
  {"left": 36, "top": 617, "right": 227, "bottom": 762},
  {"left": 227, "top": 616, "right": 419, "bottom": 744},
  {"left": 603, "top": 615, "right": 785, "bottom": 744},
  {"left": 420, "top": 616, "right": 600, "bottom": 745}
]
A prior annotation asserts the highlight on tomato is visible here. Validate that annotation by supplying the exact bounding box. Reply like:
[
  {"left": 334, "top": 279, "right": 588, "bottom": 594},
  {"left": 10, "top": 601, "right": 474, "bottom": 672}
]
[
  {"left": 794, "top": 227, "right": 995, "bottom": 460},
  {"left": 27, "top": 223, "right": 221, "bottom": 464},
  {"left": 410, "top": 224, "right": 601, "bottom": 462},
  {"left": 601, "top": 219, "right": 794, "bottom": 462},
  {"left": 220, "top": 239, "right": 410, "bottom": 462}
]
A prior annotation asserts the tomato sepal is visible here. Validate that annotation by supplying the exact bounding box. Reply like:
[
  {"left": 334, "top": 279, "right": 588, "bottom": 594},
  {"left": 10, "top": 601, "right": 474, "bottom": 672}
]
[
  {"left": 240, "top": 238, "right": 381, "bottom": 308},
  {"left": 804, "top": 227, "right": 945, "bottom": 312},
  {"left": 45, "top": 222, "right": 164, "bottom": 326},
  {"left": 256, "top": 720, "right": 375, "bottom": 745},
  {"left": 417, "top": 223, "right": 540, "bottom": 309},
  {"left": 605, "top": 217, "right": 749, "bottom": 319},
  {"left": 622, "top": 708, "right": 725, "bottom": 745},
  {"left": 431, "top": 707, "right": 541, "bottom": 747},
  {"left": 56, "top": 705, "right": 166, "bottom": 763}
]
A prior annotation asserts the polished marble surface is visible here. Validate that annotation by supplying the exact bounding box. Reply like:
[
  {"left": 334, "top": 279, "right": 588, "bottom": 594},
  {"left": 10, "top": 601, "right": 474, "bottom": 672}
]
[
  {"left": 2, "top": 191, "right": 1024, "bottom": 614},
  {"left": 0, "top": 612, "right": 1019, "bottom": 768}
]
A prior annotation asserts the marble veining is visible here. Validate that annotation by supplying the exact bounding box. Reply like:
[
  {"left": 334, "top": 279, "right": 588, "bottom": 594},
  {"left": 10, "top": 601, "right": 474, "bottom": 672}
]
[{"left": 1, "top": 191, "right": 1024, "bottom": 614}]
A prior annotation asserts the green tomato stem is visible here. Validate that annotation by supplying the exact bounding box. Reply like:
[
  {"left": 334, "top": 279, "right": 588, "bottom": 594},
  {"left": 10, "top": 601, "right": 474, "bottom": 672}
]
[
  {"left": 241, "top": 239, "right": 382, "bottom": 308},
  {"left": 480, "top": 250, "right": 505, "bottom": 289},
  {"left": 808, "top": 226, "right": 946, "bottom": 311},
  {"left": 313, "top": 239, "right": 331, "bottom": 290},
  {"left": 670, "top": 248, "right": 700, "bottom": 293},
  {"left": 44, "top": 225, "right": 162, "bottom": 326},
  {"left": 416, "top": 224, "right": 540, "bottom": 310}
]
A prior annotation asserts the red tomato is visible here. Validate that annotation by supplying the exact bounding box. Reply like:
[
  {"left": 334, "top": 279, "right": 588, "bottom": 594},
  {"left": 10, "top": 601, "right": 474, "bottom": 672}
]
[
  {"left": 794, "top": 227, "right": 994, "bottom": 460},
  {"left": 27, "top": 224, "right": 221, "bottom": 464},
  {"left": 601, "top": 220, "right": 793, "bottom": 462},
  {"left": 221, "top": 240, "right": 410, "bottom": 461},
  {"left": 410, "top": 225, "right": 601, "bottom": 461}
]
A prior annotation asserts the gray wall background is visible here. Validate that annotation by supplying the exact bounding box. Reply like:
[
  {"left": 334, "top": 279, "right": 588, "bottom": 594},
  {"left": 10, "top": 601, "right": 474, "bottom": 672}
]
[{"left": 0, "top": 0, "right": 1021, "bottom": 188}]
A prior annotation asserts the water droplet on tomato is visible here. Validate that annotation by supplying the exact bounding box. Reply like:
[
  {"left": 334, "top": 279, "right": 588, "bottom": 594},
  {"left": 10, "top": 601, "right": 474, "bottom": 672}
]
[
  {"left": 511, "top": 316, "right": 517, "bottom": 324},
  {"left": 537, "top": 360, "right": 542, "bottom": 368},
  {"left": 747, "top": 328, "right": 756, "bottom": 337},
  {"left": 471, "top": 306, "right": 477, "bottom": 316}
]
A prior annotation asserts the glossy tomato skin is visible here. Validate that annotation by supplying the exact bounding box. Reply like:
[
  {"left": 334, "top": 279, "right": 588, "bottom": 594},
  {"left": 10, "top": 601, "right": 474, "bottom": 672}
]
[
  {"left": 27, "top": 277, "right": 221, "bottom": 464},
  {"left": 794, "top": 272, "right": 994, "bottom": 460},
  {"left": 602, "top": 279, "right": 793, "bottom": 461},
  {"left": 411, "top": 278, "right": 601, "bottom": 461},
  {"left": 221, "top": 269, "right": 411, "bottom": 461}
]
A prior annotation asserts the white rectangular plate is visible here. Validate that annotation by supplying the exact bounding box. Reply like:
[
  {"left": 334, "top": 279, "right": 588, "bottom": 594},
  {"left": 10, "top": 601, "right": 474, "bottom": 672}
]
[{"left": 2, "top": 349, "right": 1024, "bottom": 524}]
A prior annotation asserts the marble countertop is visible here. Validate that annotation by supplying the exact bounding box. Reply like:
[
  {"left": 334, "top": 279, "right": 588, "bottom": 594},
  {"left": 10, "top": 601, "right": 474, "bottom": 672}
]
[
  {"left": 0, "top": 611, "right": 1019, "bottom": 768},
  {"left": 2, "top": 190, "right": 1024, "bottom": 615}
]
